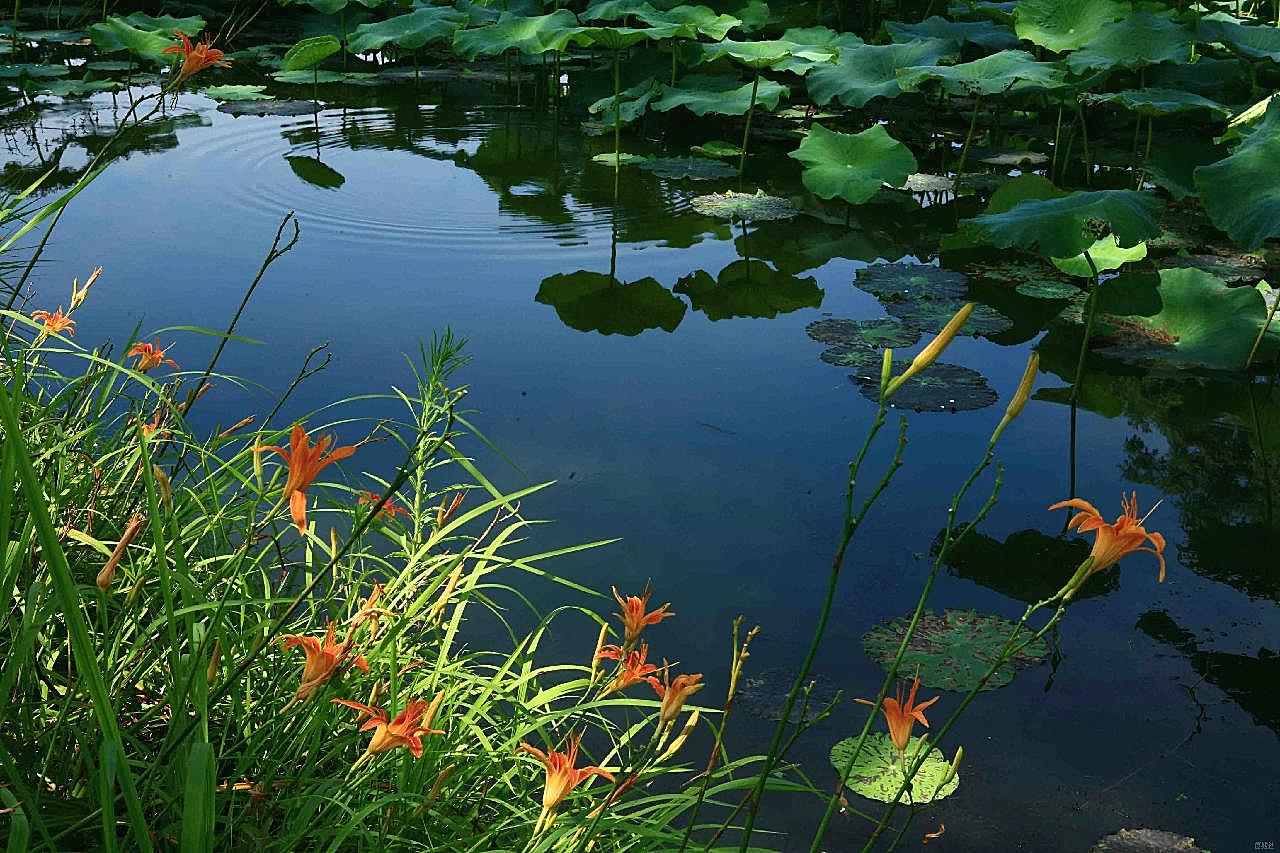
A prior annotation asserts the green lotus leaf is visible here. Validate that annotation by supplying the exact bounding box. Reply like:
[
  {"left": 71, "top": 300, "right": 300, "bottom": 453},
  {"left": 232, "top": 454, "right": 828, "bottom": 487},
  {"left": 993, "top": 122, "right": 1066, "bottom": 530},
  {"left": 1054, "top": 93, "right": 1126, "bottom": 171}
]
[
  {"left": 898, "top": 173, "right": 955, "bottom": 193},
  {"left": 857, "top": 263, "right": 969, "bottom": 301},
  {"left": 961, "top": 190, "right": 1160, "bottom": 258},
  {"left": 286, "top": 155, "right": 346, "bottom": 189},
  {"left": 830, "top": 733, "right": 959, "bottom": 803},
  {"left": 691, "top": 139, "right": 744, "bottom": 159},
  {"left": 863, "top": 609, "right": 1049, "bottom": 692},
  {"left": 272, "top": 69, "right": 370, "bottom": 83},
  {"left": 635, "top": 156, "right": 737, "bottom": 180},
  {"left": 789, "top": 124, "right": 917, "bottom": 206},
  {"left": 987, "top": 173, "right": 1065, "bottom": 213},
  {"left": 536, "top": 270, "right": 686, "bottom": 335},
  {"left": 733, "top": 0, "right": 770, "bottom": 33},
  {"left": 674, "top": 260, "right": 822, "bottom": 320},
  {"left": 347, "top": 8, "right": 467, "bottom": 53},
  {"left": 964, "top": 254, "right": 1080, "bottom": 300},
  {"left": 41, "top": 77, "right": 123, "bottom": 96},
  {"left": 1143, "top": 138, "right": 1225, "bottom": 201},
  {"left": 0, "top": 63, "right": 71, "bottom": 79},
  {"left": 1194, "top": 99, "right": 1280, "bottom": 249},
  {"left": 806, "top": 39, "right": 954, "bottom": 108},
  {"left": 580, "top": 0, "right": 652, "bottom": 21},
  {"left": 1089, "top": 88, "right": 1231, "bottom": 117},
  {"left": 1095, "top": 267, "right": 1280, "bottom": 369},
  {"left": 84, "top": 60, "right": 136, "bottom": 71},
  {"left": 588, "top": 78, "right": 660, "bottom": 126},
  {"left": 897, "top": 49, "right": 1065, "bottom": 96},
  {"left": 283, "top": 35, "right": 342, "bottom": 71},
  {"left": 590, "top": 153, "right": 646, "bottom": 167},
  {"left": 780, "top": 26, "right": 865, "bottom": 52},
  {"left": 1198, "top": 18, "right": 1280, "bottom": 62},
  {"left": 577, "top": 24, "right": 680, "bottom": 51},
  {"left": 117, "top": 12, "right": 206, "bottom": 34},
  {"left": 695, "top": 37, "right": 835, "bottom": 72},
  {"left": 690, "top": 190, "right": 797, "bottom": 221},
  {"left": 886, "top": 15, "right": 1018, "bottom": 50},
  {"left": 1064, "top": 12, "right": 1192, "bottom": 73},
  {"left": 1160, "top": 253, "right": 1267, "bottom": 287},
  {"left": 1013, "top": 0, "right": 1126, "bottom": 52},
  {"left": 650, "top": 73, "right": 787, "bottom": 116},
  {"left": 808, "top": 317, "right": 921, "bottom": 348},
  {"left": 852, "top": 359, "right": 999, "bottom": 411},
  {"left": 4, "top": 27, "right": 86, "bottom": 43},
  {"left": 639, "top": 4, "right": 741, "bottom": 40},
  {"left": 452, "top": 11, "right": 583, "bottom": 59},
  {"left": 886, "top": 299, "right": 1014, "bottom": 337},
  {"left": 200, "top": 84, "right": 273, "bottom": 101},
  {"left": 288, "top": 0, "right": 386, "bottom": 13},
  {"left": 87, "top": 18, "right": 176, "bottom": 61},
  {"left": 218, "top": 99, "right": 316, "bottom": 116},
  {"left": 1052, "top": 236, "right": 1147, "bottom": 278}
]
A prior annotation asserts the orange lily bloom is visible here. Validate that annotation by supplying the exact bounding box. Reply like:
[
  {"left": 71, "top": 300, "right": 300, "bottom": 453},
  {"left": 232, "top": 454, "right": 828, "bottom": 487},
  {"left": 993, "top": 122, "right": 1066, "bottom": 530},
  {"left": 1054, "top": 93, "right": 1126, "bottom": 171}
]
[
  {"left": 281, "top": 621, "right": 368, "bottom": 705},
  {"left": 597, "top": 642, "right": 659, "bottom": 696},
  {"left": 128, "top": 339, "right": 179, "bottom": 372},
  {"left": 1049, "top": 492, "right": 1166, "bottom": 583},
  {"left": 140, "top": 414, "right": 168, "bottom": 440},
  {"left": 358, "top": 490, "right": 411, "bottom": 521},
  {"left": 647, "top": 668, "right": 704, "bottom": 727},
  {"left": 516, "top": 731, "right": 614, "bottom": 832},
  {"left": 349, "top": 583, "right": 394, "bottom": 641},
  {"left": 333, "top": 692, "right": 445, "bottom": 765},
  {"left": 258, "top": 423, "right": 357, "bottom": 534},
  {"left": 162, "top": 30, "right": 229, "bottom": 87},
  {"left": 860, "top": 676, "right": 939, "bottom": 764},
  {"left": 612, "top": 586, "right": 674, "bottom": 648},
  {"left": 31, "top": 306, "right": 75, "bottom": 336}
]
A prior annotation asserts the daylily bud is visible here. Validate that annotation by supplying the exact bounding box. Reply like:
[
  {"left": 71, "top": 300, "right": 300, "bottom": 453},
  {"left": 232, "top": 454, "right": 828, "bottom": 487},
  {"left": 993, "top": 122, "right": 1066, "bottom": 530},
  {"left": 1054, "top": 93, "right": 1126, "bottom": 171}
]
[
  {"left": 98, "top": 514, "right": 146, "bottom": 592},
  {"left": 590, "top": 622, "right": 610, "bottom": 677},
  {"left": 940, "top": 745, "right": 963, "bottom": 788},
  {"left": 429, "top": 565, "right": 464, "bottom": 624},
  {"left": 991, "top": 352, "right": 1040, "bottom": 443},
  {"left": 152, "top": 464, "right": 172, "bottom": 510},
  {"left": 879, "top": 347, "right": 894, "bottom": 397},
  {"left": 70, "top": 266, "right": 102, "bottom": 310},
  {"left": 436, "top": 491, "right": 464, "bottom": 528},
  {"left": 887, "top": 303, "right": 974, "bottom": 398},
  {"left": 217, "top": 415, "right": 255, "bottom": 439},
  {"left": 206, "top": 638, "right": 222, "bottom": 684},
  {"left": 660, "top": 710, "right": 700, "bottom": 761},
  {"left": 252, "top": 439, "right": 264, "bottom": 489},
  {"left": 329, "top": 527, "right": 339, "bottom": 558}
]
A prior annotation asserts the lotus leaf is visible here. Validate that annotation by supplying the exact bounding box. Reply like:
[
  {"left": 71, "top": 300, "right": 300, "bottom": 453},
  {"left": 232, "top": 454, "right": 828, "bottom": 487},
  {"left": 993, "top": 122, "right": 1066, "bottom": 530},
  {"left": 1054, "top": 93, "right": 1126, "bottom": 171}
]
[
  {"left": 964, "top": 255, "right": 1080, "bottom": 300},
  {"left": 636, "top": 156, "right": 737, "bottom": 180},
  {"left": 851, "top": 360, "right": 998, "bottom": 411},
  {"left": 1144, "top": 139, "right": 1225, "bottom": 200},
  {"left": 84, "top": 60, "right": 136, "bottom": 71},
  {"left": 42, "top": 78, "right": 123, "bottom": 96},
  {"left": 863, "top": 609, "right": 1049, "bottom": 691},
  {"left": 695, "top": 37, "right": 834, "bottom": 71},
  {"left": 1091, "top": 828, "right": 1208, "bottom": 853},
  {"left": 806, "top": 39, "right": 954, "bottom": 108},
  {"left": 691, "top": 140, "right": 743, "bottom": 159},
  {"left": 979, "top": 150, "right": 1050, "bottom": 167},
  {"left": 588, "top": 78, "right": 660, "bottom": 126},
  {"left": 673, "top": 260, "right": 822, "bottom": 320},
  {"left": 807, "top": 318, "right": 921, "bottom": 348},
  {"left": 346, "top": 8, "right": 467, "bottom": 53},
  {"left": 961, "top": 190, "right": 1160, "bottom": 258},
  {"left": 8, "top": 28, "right": 86, "bottom": 43},
  {"left": 1089, "top": 88, "right": 1231, "bottom": 117},
  {"left": 1064, "top": 12, "right": 1192, "bottom": 73},
  {"left": 0, "top": 63, "right": 70, "bottom": 79},
  {"left": 1052, "top": 236, "right": 1148, "bottom": 278},
  {"left": 283, "top": 35, "right": 341, "bottom": 71},
  {"left": 1013, "top": 0, "right": 1125, "bottom": 52},
  {"left": 897, "top": 173, "right": 955, "bottom": 193},
  {"left": 650, "top": 73, "right": 787, "bottom": 116},
  {"left": 1198, "top": 18, "right": 1280, "bottom": 62},
  {"left": 219, "top": 99, "right": 317, "bottom": 116},
  {"left": 536, "top": 271, "right": 686, "bottom": 335},
  {"left": 733, "top": 0, "right": 770, "bottom": 33},
  {"left": 638, "top": 5, "right": 741, "bottom": 40},
  {"left": 789, "top": 124, "right": 917, "bottom": 207},
  {"left": 577, "top": 24, "right": 680, "bottom": 51},
  {"left": 581, "top": 0, "right": 652, "bottom": 21},
  {"left": 690, "top": 190, "right": 797, "bottom": 221},
  {"left": 856, "top": 263, "right": 968, "bottom": 301},
  {"left": 885, "top": 299, "right": 1014, "bottom": 337},
  {"left": 1160, "top": 254, "right": 1266, "bottom": 287},
  {"left": 286, "top": 155, "right": 346, "bottom": 189},
  {"left": 886, "top": 15, "right": 1018, "bottom": 50},
  {"left": 201, "top": 84, "right": 273, "bottom": 101},
  {"left": 1096, "top": 268, "right": 1280, "bottom": 369},
  {"left": 590, "top": 152, "right": 646, "bottom": 167},
  {"left": 272, "top": 69, "right": 370, "bottom": 83},
  {"left": 117, "top": 12, "right": 206, "bottom": 34},
  {"left": 452, "top": 11, "right": 583, "bottom": 59},
  {"left": 1194, "top": 99, "right": 1280, "bottom": 249},
  {"left": 87, "top": 18, "right": 176, "bottom": 61},
  {"left": 897, "top": 50, "right": 1065, "bottom": 96},
  {"left": 830, "top": 734, "right": 958, "bottom": 804}
]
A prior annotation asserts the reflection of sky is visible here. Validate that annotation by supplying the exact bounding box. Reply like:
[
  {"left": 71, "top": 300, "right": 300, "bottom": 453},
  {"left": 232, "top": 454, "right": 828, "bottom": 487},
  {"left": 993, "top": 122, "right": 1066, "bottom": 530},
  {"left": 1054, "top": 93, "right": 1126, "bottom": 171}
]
[{"left": 16, "top": 88, "right": 1279, "bottom": 851}]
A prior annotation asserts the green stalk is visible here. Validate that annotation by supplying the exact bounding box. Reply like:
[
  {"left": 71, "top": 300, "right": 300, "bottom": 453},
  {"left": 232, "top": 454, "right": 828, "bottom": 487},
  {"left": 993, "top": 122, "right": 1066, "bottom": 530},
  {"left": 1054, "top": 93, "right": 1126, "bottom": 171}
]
[
  {"left": 613, "top": 47, "right": 621, "bottom": 203},
  {"left": 1069, "top": 251, "right": 1100, "bottom": 404},
  {"left": 1050, "top": 102, "right": 1063, "bottom": 180},
  {"left": 738, "top": 69, "right": 759, "bottom": 178},
  {"left": 1245, "top": 285, "right": 1280, "bottom": 368},
  {"left": 1076, "top": 101, "right": 1092, "bottom": 185},
  {"left": 956, "top": 93, "right": 981, "bottom": 175}
]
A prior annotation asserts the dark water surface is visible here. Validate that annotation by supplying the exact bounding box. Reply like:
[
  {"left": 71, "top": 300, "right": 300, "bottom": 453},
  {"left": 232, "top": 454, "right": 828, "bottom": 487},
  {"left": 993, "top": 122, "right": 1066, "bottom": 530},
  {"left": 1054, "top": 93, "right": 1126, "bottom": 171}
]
[{"left": 11, "top": 83, "right": 1279, "bottom": 851}]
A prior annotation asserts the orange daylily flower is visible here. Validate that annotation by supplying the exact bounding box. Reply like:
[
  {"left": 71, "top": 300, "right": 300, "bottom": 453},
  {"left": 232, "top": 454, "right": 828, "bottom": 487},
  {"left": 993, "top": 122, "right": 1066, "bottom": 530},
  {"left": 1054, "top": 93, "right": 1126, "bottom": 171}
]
[
  {"left": 31, "top": 306, "right": 75, "bottom": 336},
  {"left": 597, "top": 642, "right": 659, "bottom": 696},
  {"left": 349, "top": 583, "right": 394, "bottom": 641},
  {"left": 257, "top": 423, "right": 357, "bottom": 534},
  {"left": 612, "top": 586, "right": 674, "bottom": 648},
  {"left": 358, "top": 490, "right": 411, "bottom": 521},
  {"left": 162, "top": 30, "right": 229, "bottom": 87},
  {"left": 281, "top": 621, "right": 368, "bottom": 706},
  {"left": 140, "top": 414, "right": 168, "bottom": 440},
  {"left": 128, "top": 340, "right": 179, "bottom": 372},
  {"left": 1049, "top": 492, "right": 1167, "bottom": 584},
  {"left": 333, "top": 692, "right": 445, "bottom": 766},
  {"left": 859, "top": 676, "right": 939, "bottom": 764},
  {"left": 516, "top": 731, "right": 615, "bottom": 832},
  {"left": 647, "top": 667, "right": 705, "bottom": 727}
]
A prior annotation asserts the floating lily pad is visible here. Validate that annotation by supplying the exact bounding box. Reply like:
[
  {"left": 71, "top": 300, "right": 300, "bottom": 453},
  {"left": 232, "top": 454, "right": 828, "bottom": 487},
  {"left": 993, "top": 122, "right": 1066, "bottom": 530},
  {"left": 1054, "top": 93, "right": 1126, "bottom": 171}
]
[
  {"left": 201, "top": 84, "right": 273, "bottom": 102},
  {"left": 738, "top": 668, "right": 839, "bottom": 722},
  {"left": 807, "top": 318, "right": 921, "bottom": 348},
  {"left": 271, "top": 69, "right": 372, "bottom": 84},
  {"left": 885, "top": 299, "right": 1014, "bottom": 337},
  {"left": 590, "top": 152, "right": 646, "bottom": 167},
  {"left": 1091, "top": 828, "right": 1209, "bottom": 853},
  {"left": 636, "top": 156, "right": 737, "bottom": 180},
  {"left": 1160, "top": 253, "right": 1267, "bottom": 286},
  {"left": 897, "top": 173, "right": 955, "bottom": 193},
  {"left": 829, "top": 733, "right": 959, "bottom": 803},
  {"left": 690, "top": 190, "right": 798, "bottom": 221},
  {"left": 1015, "top": 280, "right": 1083, "bottom": 299},
  {"left": 42, "top": 78, "right": 122, "bottom": 96},
  {"left": 963, "top": 255, "right": 1081, "bottom": 301},
  {"left": 979, "top": 150, "right": 1049, "bottom": 167},
  {"left": 218, "top": 99, "right": 317, "bottom": 116},
  {"left": 790, "top": 123, "right": 917, "bottom": 207},
  {"left": 863, "top": 609, "right": 1049, "bottom": 692},
  {"left": 674, "top": 260, "right": 823, "bottom": 320},
  {"left": 852, "top": 361, "right": 999, "bottom": 412},
  {"left": 691, "top": 139, "right": 744, "bottom": 159},
  {"left": 856, "top": 263, "right": 968, "bottom": 301},
  {"left": 0, "top": 63, "right": 70, "bottom": 79},
  {"left": 536, "top": 270, "right": 686, "bottom": 335}
]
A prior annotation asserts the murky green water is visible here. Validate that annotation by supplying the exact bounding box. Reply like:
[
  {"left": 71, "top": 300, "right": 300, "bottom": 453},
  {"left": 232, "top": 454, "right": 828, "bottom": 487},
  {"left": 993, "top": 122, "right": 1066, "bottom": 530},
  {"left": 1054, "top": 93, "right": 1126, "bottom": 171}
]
[{"left": 9, "top": 81, "right": 1278, "bottom": 850}]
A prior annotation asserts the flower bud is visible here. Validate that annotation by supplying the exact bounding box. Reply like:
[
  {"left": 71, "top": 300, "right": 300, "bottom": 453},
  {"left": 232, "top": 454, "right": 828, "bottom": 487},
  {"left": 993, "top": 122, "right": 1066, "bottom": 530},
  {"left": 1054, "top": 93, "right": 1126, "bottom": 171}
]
[
  {"left": 940, "top": 745, "right": 963, "bottom": 788},
  {"left": 98, "top": 514, "right": 146, "bottom": 592},
  {"left": 152, "top": 464, "right": 172, "bottom": 510},
  {"left": 206, "top": 638, "right": 222, "bottom": 685},
  {"left": 887, "top": 303, "right": 973, "bottom": 398}
]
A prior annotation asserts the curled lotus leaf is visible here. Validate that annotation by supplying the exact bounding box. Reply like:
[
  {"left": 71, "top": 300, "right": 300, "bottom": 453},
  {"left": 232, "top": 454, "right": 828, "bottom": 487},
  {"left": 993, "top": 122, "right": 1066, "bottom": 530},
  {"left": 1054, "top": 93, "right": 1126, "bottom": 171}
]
[
  {"left": 346, "top": 7, "right": 467, "bottom": 53},
  {"left": 451, "top": 10, "right": 583, "bottom": 59},
  {"left": 850, "top": 360, "right": 999, "bottom": 412},
  {"left": 1194, "top": 98, "right": 1280, "bottom": 250},
  {"left": 690, "top": 190, "right": 797, "bottom": 221},
  {"left": 897, "top": 49, "right": 1066, "bottom": 96},
  {"left": 829, "top": 733, "right": 959, "bottom": 803},
  {"left": 282, "top": 35, "right": 342, "bottom": 72},
  {"left": 650, "top": 73, "right": 788, "bottom": 117},
  {"left": 1088, "top": 88, "right": 1232, "bottom": 117},
  {"left": 863, "top": 609, "right": 1049, "bottom": 691},
  {"left": 694, "top": 37, "right": 835, "bottom": 72},
  {"left": 1197, "top": 18, "right": 1280, "bottom": 63},
  {"left": 960, "top": 189, "right": 1161, "bottom": 259}
]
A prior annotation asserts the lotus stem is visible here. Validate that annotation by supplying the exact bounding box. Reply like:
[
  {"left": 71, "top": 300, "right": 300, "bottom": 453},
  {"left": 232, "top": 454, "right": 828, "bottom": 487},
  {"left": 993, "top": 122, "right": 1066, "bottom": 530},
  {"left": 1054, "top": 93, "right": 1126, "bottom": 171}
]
[
  {"left": 1245, "top": 285, "right": 1280, "bottom": 368},
  {"left": 738, "top": 70, "right": 759, "bottom": 178},
  {"left": 956, "top": 93, "right": 980, "bottom": 175},
  {"left": 1076, "top": 100, "right": 1092, "bottom": 185},
  {"left": 1050, "top": 102, "right": 1063, "bottom": 179},
  {"left": 613, "top": 47, "right": 621, "bottom": 203},
  {"left": 1069, "top": 250, "right": 1101, "bottom": 404},
  {"left": 1137, "top": 116, "right": 1154, "bottom": 189}
]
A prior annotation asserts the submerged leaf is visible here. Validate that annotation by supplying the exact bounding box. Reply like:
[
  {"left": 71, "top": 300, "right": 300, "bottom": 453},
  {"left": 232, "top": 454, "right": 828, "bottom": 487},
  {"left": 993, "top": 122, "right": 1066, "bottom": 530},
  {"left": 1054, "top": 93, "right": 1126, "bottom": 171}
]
[
  {"left": 674, "top": 260, "right": 822, "bottom": 320},
  {"left": 536, "top": 271, "right": 686, "bottom": 335}
]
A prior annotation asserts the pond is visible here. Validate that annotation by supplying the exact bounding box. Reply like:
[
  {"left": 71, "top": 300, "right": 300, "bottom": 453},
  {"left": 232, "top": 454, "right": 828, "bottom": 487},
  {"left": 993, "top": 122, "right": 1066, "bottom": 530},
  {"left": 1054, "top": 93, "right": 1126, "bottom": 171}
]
[{"left": 5, "top": 26, "right": 1280, "bottom": 851}]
